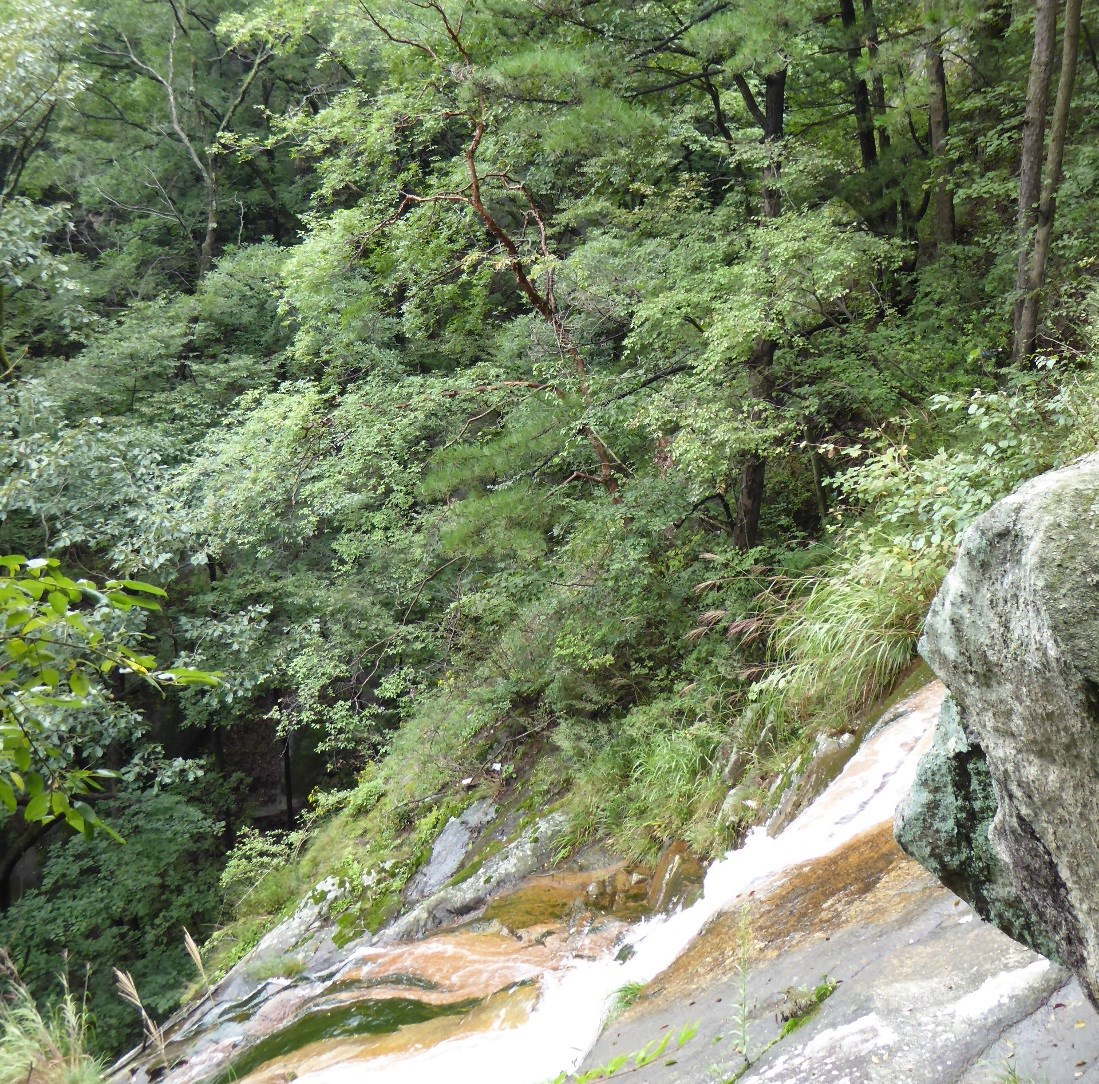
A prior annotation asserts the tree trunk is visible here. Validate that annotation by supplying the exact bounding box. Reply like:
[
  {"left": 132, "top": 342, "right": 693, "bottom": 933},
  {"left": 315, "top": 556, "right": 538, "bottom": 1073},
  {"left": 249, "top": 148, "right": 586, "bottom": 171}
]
[
  {"left": 925, "top": 4, "right": 956, "bottom": 247},
  {"left": 0, "top": 821, "right": 45, "bottom": 909},
  {"left": 1016, "top": 0, "right": 1082, "bottom": 360},
  {"left": 199, "top": 167, "right": 218, "bottom": 279},
  {"left": 863, "top": 0, "right": 907, "bottom": 231},
  {"left": 0, "top": 282, "right": 10, "bottom": 380},
  {"left": 283, "top": 734, "right": 295, "bottom": 830},
  {"left": 735, "top": 71, "right": 787, "bottom": 550},
  {"left": 809, "top": 443, "right": 829, "bottom": 525},
  {"left": 839, "top": 0, "right": 880, "bottom": 173},
  {"left": 863, "top": 0, "right": 889, "bottom": 158},
  {"left": 734, "top": 453, "right": 766, "bottom": 550},
  {"left": 1011, "top": 0, "right": 1059, "bottom": 361},
  {"left": 761, "top": 68, "right": 786, "bottom": 215}
]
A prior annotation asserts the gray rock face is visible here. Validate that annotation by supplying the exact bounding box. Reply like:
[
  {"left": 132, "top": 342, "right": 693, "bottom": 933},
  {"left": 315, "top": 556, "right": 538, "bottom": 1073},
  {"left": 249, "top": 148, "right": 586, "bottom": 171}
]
[
  {"left": 404, "top": 798, "right": 496, "bottom": 902},
  {"left": 894, "top": 695, "right": 1057, "bottom": 960},
  {"left": 378, "top": 810, "right": 570, "bottom": 943},
  {"left": 583, "top": 821, "right": 1099, "bottom": 1084},
  {"left": 766, "top": 731, "right": 858, "bottom": 835},
  {"left": 915, "top": 452, "right": 1099, "bottom": 1007}
]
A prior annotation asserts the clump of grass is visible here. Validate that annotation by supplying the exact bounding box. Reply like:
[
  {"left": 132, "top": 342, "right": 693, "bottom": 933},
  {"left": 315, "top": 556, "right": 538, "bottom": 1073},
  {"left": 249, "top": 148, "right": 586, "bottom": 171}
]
[
  {"left": 981, "top": 1062, "right": 1045, "bottom": 1084},
  {"left": 551, "top": 690, "right": 737, "bottom": 863},
  {"left": 183, "top": 928, "right": 214, "bottom": 1004},
  {"left": 244, "top": 956, "right": 306, "bottom": 984},
  {"left": 198, "top": 915, "right": 272, "bottom": 985},
  {"left": 0, "top": 955, "right": 103, "bottom": 1084},
  {"left": 777, "top": 977, "right": 838, "bottom": 1038},
  {"left": 604, "top": 981, "right": 645, "bottom": 1026},
  {"left": 753, "top": 544, "right": 938, "bottom": 737}
]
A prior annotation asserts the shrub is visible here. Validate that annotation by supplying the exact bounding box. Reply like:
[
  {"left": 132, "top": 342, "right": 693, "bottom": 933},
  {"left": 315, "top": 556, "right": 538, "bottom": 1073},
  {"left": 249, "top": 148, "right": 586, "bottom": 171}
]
[{"left": 0, "top": 794, "right": 221, "bottom": 1058}]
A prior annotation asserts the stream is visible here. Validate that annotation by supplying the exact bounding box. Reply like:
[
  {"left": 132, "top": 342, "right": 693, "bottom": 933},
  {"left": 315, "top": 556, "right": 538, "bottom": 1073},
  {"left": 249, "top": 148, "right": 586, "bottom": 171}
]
[{"left": 232, "top": 683, "right": 941, "bottom": 1084}]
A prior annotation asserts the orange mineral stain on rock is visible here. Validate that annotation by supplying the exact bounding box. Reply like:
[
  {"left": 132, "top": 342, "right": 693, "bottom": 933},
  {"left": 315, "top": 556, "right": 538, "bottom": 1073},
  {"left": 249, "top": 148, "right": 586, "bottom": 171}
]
[
  {"left": 161, "top": 877, "right": 638, "bottom": 1084},
  {"left": 238, "top": 984, "right": 540, "bottom": 1084},
  {"left": 333, "top": 920, "right": 624, "bottom": 1006},
  {"left": 482, "top": 863, "right": 654, "bottom": 928},
  {"left": 634, "top": 822, "right": 943, "bottom": 1014}
]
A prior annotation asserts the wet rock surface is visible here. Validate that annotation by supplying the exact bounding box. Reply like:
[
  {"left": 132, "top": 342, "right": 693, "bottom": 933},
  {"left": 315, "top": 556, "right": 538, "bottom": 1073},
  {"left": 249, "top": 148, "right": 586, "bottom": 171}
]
[
  {"left": 378, "top": 809, "right": 571, "bottom": 944},
  {"left": 765, "top": 732, "right": 858, "bottom": 835},
  {"left": 914, "top": 453, "right": 1099, "bottom": 1006},
  {"left": 112, "top": 807, "right": 651, "bottom": 1084},
  {"left": 585, "top": 824, "right": 1099, "bottom": 1083},
  {"left": 646, "top": 841, "right": 704, "bottom": 914},
  {"left": 116, "top": 679, "right": 1099, "bottom": 1084}
]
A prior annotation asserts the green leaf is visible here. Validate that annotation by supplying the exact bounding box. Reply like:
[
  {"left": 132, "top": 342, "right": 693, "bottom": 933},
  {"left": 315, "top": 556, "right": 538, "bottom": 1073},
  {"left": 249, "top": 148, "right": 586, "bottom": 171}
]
[
  {"left": 158, "top": 668, "right": 222, "bottom": 687},
  {"left": 118, "top": 580, "right": 168, "bottom": 598},
  {"left": 97, "top": 820, "right": 125, "bottom": 844},
  {"left": 0, "top": 780, "right": 16, "bottom": 812},
  {"left": 68, "top": 669, "right": 90, "bottom": 697},
  {"left": 24, "top": 792, "right": 49, "bottom": 821}
]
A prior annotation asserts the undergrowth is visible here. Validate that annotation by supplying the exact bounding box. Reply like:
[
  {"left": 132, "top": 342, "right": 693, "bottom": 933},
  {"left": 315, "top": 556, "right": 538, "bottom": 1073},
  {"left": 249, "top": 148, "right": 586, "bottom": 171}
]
[{"left": 0, "top": 959, "right": 102, "bottom": 1084}]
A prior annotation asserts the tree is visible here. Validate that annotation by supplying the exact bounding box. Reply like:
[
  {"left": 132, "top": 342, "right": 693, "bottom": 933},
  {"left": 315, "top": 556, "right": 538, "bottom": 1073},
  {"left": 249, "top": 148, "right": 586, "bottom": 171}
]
[
  {"left": 354, "top": 2, "right": 627, "bottom": 497},
  {"left": 0, "top": 0, "right": 88, "bottom": 375},
  {"left": 0, "top": 0, "right": 87, "bottom": 205},
  {"left": 0, "top": 556, "right": 217, "bottom": 835},
  {"left": 924, "top": 0, "right": 956, "bottom": 247},
  {"left": 91, "top": 0, "right": 278, "bottom": 278},
  {"left": 0, "top": 791, "right": 221, "bottom": 1054},
  {"left": 1013, "top": 0, "right": 1083, "bottom": 361}
]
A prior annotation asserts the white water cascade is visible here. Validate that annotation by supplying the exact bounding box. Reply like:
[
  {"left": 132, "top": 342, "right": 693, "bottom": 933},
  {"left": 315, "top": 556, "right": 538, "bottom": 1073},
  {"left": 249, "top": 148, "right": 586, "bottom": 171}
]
[{"left": 296, "top": 683, "right": 942, "bottom": 1084}]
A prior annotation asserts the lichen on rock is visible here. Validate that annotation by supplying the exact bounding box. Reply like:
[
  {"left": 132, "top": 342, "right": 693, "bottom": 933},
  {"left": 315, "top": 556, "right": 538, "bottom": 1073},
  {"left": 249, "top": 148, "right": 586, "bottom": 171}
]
[{"left": 894, "top": 695, "right": 1057, "bottom": 960}]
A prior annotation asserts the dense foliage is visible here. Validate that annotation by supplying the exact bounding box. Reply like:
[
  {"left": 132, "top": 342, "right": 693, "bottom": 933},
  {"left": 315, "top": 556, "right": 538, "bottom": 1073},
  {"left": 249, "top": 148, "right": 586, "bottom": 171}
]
[{"left": 3, "top": 0, "right": 1099, "bottom": 1057}]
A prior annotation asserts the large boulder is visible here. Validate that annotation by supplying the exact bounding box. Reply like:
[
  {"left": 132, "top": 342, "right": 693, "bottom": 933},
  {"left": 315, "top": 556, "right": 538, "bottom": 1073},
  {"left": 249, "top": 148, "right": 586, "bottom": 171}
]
[{"left": 910, "top": 453, "right": 1099, "bottom": 1006}]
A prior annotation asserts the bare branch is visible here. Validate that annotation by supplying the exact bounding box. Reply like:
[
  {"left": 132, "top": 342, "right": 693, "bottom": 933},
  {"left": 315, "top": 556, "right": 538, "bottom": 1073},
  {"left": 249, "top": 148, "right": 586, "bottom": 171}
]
[{"left": 357, "top": 2, "right": 440, "bottom": 60}]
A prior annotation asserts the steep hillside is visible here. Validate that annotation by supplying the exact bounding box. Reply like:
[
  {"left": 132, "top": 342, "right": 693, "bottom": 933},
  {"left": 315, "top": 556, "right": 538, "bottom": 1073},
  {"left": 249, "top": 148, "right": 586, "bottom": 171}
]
[{"left": 2, "top": 0, "right": 1099, "bottom": 1077}]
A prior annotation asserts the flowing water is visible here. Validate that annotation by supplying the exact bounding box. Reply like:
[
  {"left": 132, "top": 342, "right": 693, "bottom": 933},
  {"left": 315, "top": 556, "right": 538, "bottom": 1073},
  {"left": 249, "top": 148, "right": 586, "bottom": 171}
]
[{"left": 237, "top": 682, "right": 942, "bottom": 1084}]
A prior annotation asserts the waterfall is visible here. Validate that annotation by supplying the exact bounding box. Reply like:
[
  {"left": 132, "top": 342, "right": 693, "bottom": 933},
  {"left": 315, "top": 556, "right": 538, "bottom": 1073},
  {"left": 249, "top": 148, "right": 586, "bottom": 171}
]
[{"left": 288, "top": 683, "right": 942, "bottom": 1084}]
